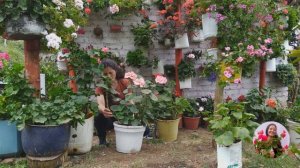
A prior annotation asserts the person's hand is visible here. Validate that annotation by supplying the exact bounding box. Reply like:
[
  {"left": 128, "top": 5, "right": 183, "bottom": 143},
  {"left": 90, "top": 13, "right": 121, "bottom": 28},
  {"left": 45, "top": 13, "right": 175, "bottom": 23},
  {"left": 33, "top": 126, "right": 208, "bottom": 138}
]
[{"left": 102, "top": 108, "right": 113, "bottom": 118}]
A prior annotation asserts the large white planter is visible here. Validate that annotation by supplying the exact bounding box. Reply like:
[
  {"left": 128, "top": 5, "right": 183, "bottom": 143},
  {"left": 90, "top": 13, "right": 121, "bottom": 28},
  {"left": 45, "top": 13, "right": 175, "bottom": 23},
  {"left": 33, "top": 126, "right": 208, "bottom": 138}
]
[
  {"left": 266, "top": 58, "right": 276, "bottom": 72},
  {"left": 175, "top": 33, "right": 189, "bottom": 49},
  {"left": 68, "top": 116, "right": 94, "bottom": 154},
  {"left": 207, "top": 48, "right": 218, "bottom": 60},
  {"left": 191, "top": 29, "right": 205, "bottom": 42},
  {"left": 179, "top": 78, "right": 192, "bottom": 89},
  {"left": 202, "top": 13, "right": 218, "bottom": 39},
  {"left": 287, "top": 119, "right": 300, "bottom": 145},
  {"left": 217, "top": 141, "right": 242, "bottom": 168},
  {"left": 113, "top": 122, "right": 145, "bottom": 154},
  {"left": 152, "top": 60, "right": 165, "bottom": 74}
]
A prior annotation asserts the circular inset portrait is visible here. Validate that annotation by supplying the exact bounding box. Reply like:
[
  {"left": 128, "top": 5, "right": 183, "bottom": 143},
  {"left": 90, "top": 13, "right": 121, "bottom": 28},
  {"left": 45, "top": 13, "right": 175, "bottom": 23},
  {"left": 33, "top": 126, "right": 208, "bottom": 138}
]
[{"left": 253, "top": 121, "right": 290, "bottom": 158}]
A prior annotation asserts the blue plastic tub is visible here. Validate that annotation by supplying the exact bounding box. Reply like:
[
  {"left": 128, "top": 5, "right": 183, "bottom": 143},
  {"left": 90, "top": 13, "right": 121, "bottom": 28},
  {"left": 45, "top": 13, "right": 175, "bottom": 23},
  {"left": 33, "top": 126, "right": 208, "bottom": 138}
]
[
  {"left": 21, "top": 123, "right": 70, "bottom": 157},
  {"left": 0, "top": 120, "right": 23, "bottom": 158}
]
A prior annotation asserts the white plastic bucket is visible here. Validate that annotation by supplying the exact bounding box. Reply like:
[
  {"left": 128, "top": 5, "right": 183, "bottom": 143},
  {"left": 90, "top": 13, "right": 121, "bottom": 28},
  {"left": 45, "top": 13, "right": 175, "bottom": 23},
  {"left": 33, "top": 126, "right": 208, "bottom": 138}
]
[
  {"left": 152, "top": 60, "right": 165, "bottom": 74},
  {"left": 68, "top": 116, "right": 94, "bottom": 154},
  {"left": 287, "top": 119, "right": 300, "bottom": 145},
  {"left": 113, "top": 122, "right": 145, "bottom": 154},
  {"left": 207, "top": 48, "right": 218, "bottom": 60},
  {"left": 175, "top": 33, "right": 189, "bottom": 49},
  {"left": 179, "top": 78, "right": 192, "bottom": 89},
  {"left": 191, "top": 29, "right": 205, "bottom": 42},
  {"left": 217, "top": 141, "right": 242, "bottom": 168},
  {"left": 202, "top": 13, "right": 218, "bottom": 38},
  {"left": 266, "top": 58, "right": 276, "bottom": 72}
]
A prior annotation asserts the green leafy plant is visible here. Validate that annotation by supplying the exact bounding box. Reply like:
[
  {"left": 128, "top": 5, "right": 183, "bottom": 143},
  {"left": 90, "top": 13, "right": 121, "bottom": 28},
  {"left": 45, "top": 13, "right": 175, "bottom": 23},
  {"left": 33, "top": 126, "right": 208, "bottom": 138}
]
[
  {"left": 110, "top": 71, "right": 158, "bottom": 126},
  {"left": 8, "top": 61, "right": 87, "bottom": 130},
  {"left": 0, "top": 62, "right": 35, "bottom": 120},
  {"left": 276, "top": 63, "right": 297, "bottom": 86},
  {"left": 126, "top": 49, "right": 149, "bottom": 68},
  {"left": 199, "top": 62, "right": 218, "bottom": 82},
  {"left": 178, "top": 50, "right": 202, "bottom": 81},
  {"left": 183, "top": 99, "right": 200, "bottom": 117},
  {"left": 131, "top": 21, "right": 157, "bottom": 48},
  {"left": 206, "top": 101, "right": 258, "bottom": 146},
  {"left": 245, "top": 88, "right": 280, "bottom": 123}
]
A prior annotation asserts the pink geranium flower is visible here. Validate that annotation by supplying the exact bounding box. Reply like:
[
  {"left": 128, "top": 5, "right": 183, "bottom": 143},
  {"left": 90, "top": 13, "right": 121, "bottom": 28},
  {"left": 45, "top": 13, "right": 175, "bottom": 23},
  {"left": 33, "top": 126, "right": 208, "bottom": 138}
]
[
  {"left": 155, "top": 75, "right": 168, "bottom": 84},
  {"left": 124, "top": 71, "right": 138, "bottom": 80},
  {"left": 236, "top": 56, "right": 244, "bottom": 63},
  {"left": 264, "top": 38, "right": 272, "bottom": 44},
  {"left": 224, "top": 70, "right": 232, "bottom": 78},
  {"left": 101, "top": 47, "right": 109, "bottom": 53},
  {"left": 0, "top": 52, "right": 10, "bottom": 61},
  {"left": 234, "top": 78, "right": 241, "bottom": 84},
  {"left": 133, "top": 78, "right": 145, "bottom": 87}
]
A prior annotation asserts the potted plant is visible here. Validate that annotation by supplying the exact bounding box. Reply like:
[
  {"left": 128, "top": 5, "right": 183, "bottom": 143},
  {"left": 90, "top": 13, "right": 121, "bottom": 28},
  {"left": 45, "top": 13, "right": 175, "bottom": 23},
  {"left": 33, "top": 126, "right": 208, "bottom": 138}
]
[
  {"left": 0, "top": 0, "right": 89, "bottom": 50},
  {"left": 275, "top": 63, "right": 297, "bottom": 86},
  {"left": 178, "top": 50, "right": 202, "bottom": 89},
  {"left": 126, "top": 49, "right": 149, "bottom": 68},
  {"left": 7, "top": 61, "right": 87, "bottom": 158},
  {"left": 287, "top": 104, "right": 300, "bottom": 145},
  {"left": 195, "top": 96, "right": 214, "bottom": 128},
  {"left": 206, "top": 101, "right": 258, "bottom": 168},
  {"left": 131, "top": 21, "right": 157, "bottom": 49},
  {"left": 182, "top": 99, "right": 201, "bottom": 130},
  {"left": 110, "top": 71, "right": 158, "bottom": 153},
  {"left": 107, "top": 0, "right": 143, "bottom": 32},
  {"left": 151, "top": 77, "right": 191, "bottom": 142},
  {"left": 0, "top": 61, "right": 34, "bottom": 158}
]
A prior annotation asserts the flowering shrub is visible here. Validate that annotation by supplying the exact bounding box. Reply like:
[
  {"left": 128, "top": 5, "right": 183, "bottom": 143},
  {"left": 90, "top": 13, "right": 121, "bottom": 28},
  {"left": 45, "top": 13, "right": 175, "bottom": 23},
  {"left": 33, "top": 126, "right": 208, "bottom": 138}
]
[
  {"left": 178, "top": 50, "right": 202, "bottom": 81},
  {"left": 107, "top": 0, "right": 143, "bottom": 19},
  {"left": 0, "top": 0, "right": 90, "bottom": 50},
  {"left": 110, "top": 71, "right": 158, "bottom": 126},
  {"left": 245, "top": 88, "right": 281, "bottom": 123},
  {"left": 0, "top": 52, "right": 10, "bottom": 69},
  {"left": 253, "top": 129, "right": 288, "bottom": 158}
]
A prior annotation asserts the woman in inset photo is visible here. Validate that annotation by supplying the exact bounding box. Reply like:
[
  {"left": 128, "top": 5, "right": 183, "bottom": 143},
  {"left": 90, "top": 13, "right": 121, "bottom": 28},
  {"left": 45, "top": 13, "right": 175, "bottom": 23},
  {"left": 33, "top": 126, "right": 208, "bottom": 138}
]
[{"left": 253, "top": 121, "right": 289, "bottom": 158}]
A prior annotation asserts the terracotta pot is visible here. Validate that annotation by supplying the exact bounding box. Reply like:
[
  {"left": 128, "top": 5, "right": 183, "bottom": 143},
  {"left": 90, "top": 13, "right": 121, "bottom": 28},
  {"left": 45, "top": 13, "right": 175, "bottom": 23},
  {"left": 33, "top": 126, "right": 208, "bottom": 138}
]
[
  {"left": 110, "top": 24, "right": 122, "bottom": 33},
  {"left": 183, "top": 116, "right": 200, "bottom": 130}
]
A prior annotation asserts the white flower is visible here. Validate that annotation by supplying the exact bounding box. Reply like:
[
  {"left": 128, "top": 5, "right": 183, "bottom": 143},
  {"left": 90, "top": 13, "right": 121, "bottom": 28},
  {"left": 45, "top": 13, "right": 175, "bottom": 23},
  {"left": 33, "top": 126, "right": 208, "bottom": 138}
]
[
  {"left": 74, "top": 0, "right": 84, "bottom": 10},
  {"left": 196, "top": 102, "right": 199, "bottom": 106},
  {"left": 198, "top": 106, "right": 204, "bottom": 112},
  {"left": 41, "top": 30, "right": 48, "bottom": 35},
  {"left": 63, "top": 19, "right": 74, "bottom": 28},
  {"left": 187, "top": 53, "right": 195, "bottom": 59},
  {"left": 201, "top": 98, "right": 207, "bottom": 102},
  {"left": 71, "top": 32, "right": 78, "bottom": 38},
  {"left": 109, "top": 4, "right": 119, "bottom": 14},
  {"left": 52, "top": 0, "right": 66, "bottom": 7},
  {"left": 45, "top": 33, "right": 62, "bottom": 50}
]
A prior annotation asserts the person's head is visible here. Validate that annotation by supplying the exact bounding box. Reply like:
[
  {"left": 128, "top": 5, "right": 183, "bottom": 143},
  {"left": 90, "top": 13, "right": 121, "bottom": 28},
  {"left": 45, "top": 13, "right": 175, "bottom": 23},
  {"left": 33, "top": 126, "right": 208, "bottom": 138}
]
[
  {"left": 101, "top": 59, "right": 124, "bottom": 81},
  {"left": 266, "top": 123, "right": 277, "bottom": 137}
]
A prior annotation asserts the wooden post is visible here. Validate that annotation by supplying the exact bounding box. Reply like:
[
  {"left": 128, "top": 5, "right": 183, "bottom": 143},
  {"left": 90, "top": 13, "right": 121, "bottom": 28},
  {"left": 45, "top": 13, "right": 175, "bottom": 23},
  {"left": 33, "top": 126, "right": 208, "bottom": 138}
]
[
  {"left": 24, "top": 39, "right": 40, "bottom": 96},
  {"left": 259, "top": 60, "right": 266, "bottom": 92},
  {"left": 174, "top": 1, "right": 182, "bottom": 97},
  {"left": 211, "top": 37, "right": 223, "bottom": 110}
]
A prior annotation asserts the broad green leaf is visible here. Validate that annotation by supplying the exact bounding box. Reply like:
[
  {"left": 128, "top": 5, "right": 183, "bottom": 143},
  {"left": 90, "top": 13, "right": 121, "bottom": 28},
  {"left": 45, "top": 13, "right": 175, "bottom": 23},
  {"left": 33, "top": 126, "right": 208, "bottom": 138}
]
[
  {"left": 215, "top": 131, "right": 234, "bottom": 146},
  {"left": 233, "top": 127, "right": 250, "bottom": 140}
]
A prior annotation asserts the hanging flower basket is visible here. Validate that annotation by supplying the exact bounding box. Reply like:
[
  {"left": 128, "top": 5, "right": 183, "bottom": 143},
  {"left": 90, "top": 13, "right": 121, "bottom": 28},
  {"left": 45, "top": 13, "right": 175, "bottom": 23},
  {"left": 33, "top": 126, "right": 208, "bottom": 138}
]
[
  {"left": 202, "top": 13, "right": 218, "bottom": 39},
  {"left": 5, "top": 15, "right": 45, "bottom": 40},
  {"left": 110, "top": 24, "right": 122, "bottom": 33},
  {"left": 175, "top": 33, "right": 189, "bottom": 49},
  {"left": 266, "top": 58, "right": 276, "bottom": 72}
]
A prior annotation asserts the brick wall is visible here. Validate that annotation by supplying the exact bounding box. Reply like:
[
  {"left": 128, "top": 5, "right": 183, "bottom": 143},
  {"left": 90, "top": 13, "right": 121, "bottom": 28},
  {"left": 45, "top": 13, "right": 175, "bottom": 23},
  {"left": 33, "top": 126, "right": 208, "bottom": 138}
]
[{"left": 76, "top": 6, "right": 288, "bottom": 105}]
